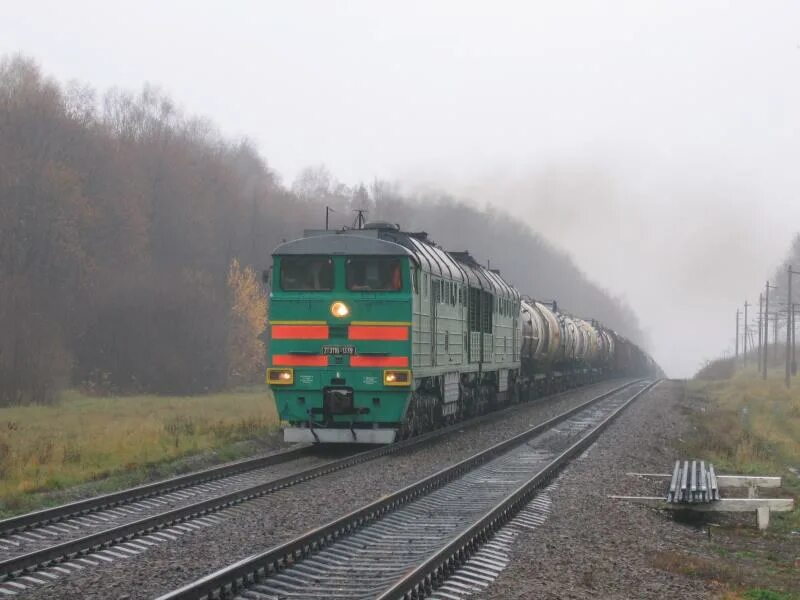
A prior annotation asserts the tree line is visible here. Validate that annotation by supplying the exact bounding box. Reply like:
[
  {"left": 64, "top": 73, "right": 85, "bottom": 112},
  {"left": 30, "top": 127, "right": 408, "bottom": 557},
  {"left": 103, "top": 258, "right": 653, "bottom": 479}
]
[{"left": 0, "top": 55, "right": 645, "bottom": 405}]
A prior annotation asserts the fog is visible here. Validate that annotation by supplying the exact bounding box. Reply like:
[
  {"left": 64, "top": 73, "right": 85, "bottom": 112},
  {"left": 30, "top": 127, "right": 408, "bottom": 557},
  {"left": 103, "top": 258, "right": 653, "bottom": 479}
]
[{"left": 4, "top": 1, "right": 799, "bottom": 376}]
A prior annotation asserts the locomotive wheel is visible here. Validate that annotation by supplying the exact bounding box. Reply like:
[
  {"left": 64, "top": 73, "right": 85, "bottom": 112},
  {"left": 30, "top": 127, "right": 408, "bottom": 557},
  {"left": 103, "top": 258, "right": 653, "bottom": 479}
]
[{"left": 399, "top": 392, "right": 441, "bottom": 439}]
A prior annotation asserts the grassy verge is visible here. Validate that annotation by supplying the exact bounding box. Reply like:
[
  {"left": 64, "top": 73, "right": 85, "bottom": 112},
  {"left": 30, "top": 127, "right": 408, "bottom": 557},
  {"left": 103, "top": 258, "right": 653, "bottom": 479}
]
[
  {"left": 658, "top": 369, "right": 800, "bottom": 599},
  {"left": 683, "top": 369, "right": 799, "bottom": 534},
  {"left": 0, "top": 387, "right": 279, "bottom": 516}
]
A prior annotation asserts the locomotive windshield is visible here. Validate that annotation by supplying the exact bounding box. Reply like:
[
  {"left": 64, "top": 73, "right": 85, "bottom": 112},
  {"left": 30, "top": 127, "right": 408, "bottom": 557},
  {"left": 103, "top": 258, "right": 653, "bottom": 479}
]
[
  {"left": 280, "top": 256, "right": 334, "bottom": 291},
  {"left": 346, "top": 257, "right": 403, "bottom": 291}
]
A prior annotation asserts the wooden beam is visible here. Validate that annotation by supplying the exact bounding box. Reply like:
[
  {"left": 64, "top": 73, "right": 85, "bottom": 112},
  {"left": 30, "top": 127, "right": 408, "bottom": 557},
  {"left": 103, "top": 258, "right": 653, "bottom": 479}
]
[
  {"left": 610, "top": 495, "right": 668, "bottom": 505},
  {"left": 715, "top": 475, "right": 781, "bottom": 488},
  {"left": 626, "top": 473, "right": 782, "bottom": 488},
  {"left": 683, "top": 498, "right": 793, "bottom": 512},
  {"left": 758, "top": 506, "right": 770, "bottom": 530},
  {"left": 609, "top": 496, "right": 794, "bottom": 512}
]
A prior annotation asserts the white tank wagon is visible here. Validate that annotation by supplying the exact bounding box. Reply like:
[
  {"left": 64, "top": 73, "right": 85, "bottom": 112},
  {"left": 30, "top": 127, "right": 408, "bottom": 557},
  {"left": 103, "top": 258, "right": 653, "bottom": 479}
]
[
  {"left": 517, "top": 299, "right": 638, "bottom": 396},
  {"left": 561, "top": 315, "right": 582, "bottom": 361},
  {"left": 519, "top": 300, "right": 562, "bottom": 363},
  {"left": 596, "top": 327, "right": 616, "bottom": 367},
  {"left": 576, "top": 318, "right": 600, "bottom": 365}
]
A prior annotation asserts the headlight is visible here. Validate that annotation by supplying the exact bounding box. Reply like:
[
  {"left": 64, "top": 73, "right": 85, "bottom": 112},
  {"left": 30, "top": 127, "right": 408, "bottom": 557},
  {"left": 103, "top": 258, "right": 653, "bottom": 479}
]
[
  {"left": 331, "top": 301, "right": 350, "bottom": 318},
  {"left": 384, "top": 369, "right": 411, "bottom": 386},
  {"left": 266, "top": 368, "right": 294, "bottom": 385}
]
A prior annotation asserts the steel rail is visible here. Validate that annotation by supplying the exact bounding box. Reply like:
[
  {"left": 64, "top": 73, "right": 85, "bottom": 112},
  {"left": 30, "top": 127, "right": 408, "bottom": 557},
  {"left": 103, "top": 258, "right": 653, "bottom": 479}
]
[
  {"left": 155, "top": 380, "right": 646, "bottom": 600},
  {"left": 376, "top": 379, "right": 662, "bottom": 600},
  {"left": 0, "top": 445, "right": 315, "bottom": 536},
  {"left": 0, "top": 379, "right": 639, "bottom": 580}
]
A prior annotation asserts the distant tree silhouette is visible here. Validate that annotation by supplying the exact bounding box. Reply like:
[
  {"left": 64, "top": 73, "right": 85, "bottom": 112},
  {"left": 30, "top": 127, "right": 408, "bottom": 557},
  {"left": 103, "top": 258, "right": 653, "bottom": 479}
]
[{"left": 0, "top": 55, "right": 646, "bottom": 405}]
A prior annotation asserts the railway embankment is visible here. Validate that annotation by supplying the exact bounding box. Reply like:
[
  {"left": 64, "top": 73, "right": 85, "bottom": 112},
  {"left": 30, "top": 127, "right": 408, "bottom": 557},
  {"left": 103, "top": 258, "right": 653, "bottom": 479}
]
[{"left": 476, "top": 377, "right": 800, "bottom": 600}]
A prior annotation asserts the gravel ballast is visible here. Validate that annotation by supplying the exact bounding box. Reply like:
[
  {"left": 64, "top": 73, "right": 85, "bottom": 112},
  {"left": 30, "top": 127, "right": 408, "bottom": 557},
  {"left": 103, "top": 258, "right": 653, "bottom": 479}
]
[
  {"left": 473, "top": 379, "right": 714, "bottom": 600},
  {"left": 23, "top": 379, "right": 635, "bottom": 600}
]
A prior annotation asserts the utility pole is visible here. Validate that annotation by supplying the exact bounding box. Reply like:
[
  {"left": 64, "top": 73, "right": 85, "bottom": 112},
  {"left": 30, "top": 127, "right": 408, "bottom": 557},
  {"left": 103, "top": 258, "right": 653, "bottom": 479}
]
[
  {"left": 764, "top": 284, "right": 769, "bottom": 378},
  {"left": 793, "top": 303, "right": 798, "bottom": 376},
  {"left": 764, "top": 281, "right": 777, "bottom": 379},
  {"left": 325, "top": 206, "right": 334, "bottom": 231},
  {"left": 773, "top": 311, "right": 778, "bottom": 361},
  {"left": 352, "top": 208, "right": 367, "bottom": 230},
  {"left": 735, "top": 308, "right": 740, "bottom": 360},
  {"left": 743, "top": 301, "right": 750, "bottom": 366},
  {"left": 758, "top": 293, "right": 763, "bottom": 371},
  {"left": 786, "top": 266, "right": 799, "bottom": 387},
  {"left": 764, "top": 283, "right": 769, "bottom": 379},
  {"left": 761, "top": 281, "right": 769, "bottom": 379}
]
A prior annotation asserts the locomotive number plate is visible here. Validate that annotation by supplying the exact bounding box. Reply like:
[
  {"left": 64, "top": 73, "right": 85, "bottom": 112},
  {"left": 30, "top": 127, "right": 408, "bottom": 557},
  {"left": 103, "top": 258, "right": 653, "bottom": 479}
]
[{"left": 322, "top": 345, "right": 356, "bottom": 355}]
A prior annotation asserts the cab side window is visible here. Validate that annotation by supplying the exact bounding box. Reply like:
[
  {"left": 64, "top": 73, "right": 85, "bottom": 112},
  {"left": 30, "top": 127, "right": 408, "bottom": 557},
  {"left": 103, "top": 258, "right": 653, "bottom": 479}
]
[
  {"left": 346, "top": 257, "right": 403, "bottom": 291},
  {"left": 280, "top": 256, "right": 334, "bottom": 291}
]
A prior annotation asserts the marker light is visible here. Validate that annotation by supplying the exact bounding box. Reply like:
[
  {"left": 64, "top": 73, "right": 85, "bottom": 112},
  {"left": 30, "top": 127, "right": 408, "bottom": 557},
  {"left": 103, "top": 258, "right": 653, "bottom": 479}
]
[
  {"left": 384, "top": 369, "right": 411, "bottom": 386},
  {"left": 331, "top": 301, "right": 350, "bottom": 318},
  {"left": 266, "top": 368, "right": 294, "bottom": 385}
]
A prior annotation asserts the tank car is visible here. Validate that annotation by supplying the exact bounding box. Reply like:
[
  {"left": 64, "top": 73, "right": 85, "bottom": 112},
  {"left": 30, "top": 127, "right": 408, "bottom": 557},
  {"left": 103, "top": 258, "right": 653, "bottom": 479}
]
[
  {"left": 518, "top": 301, "right": 612, "bottom": 395},
  {"left": 519, "top": 300, "right": 562, "bottom": 382}
]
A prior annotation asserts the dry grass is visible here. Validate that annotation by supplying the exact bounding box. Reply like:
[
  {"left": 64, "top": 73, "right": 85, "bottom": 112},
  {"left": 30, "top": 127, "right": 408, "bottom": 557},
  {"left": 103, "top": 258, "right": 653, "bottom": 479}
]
[
  {"left": 696, "top": 357, "right": 739, "bottom": 381},
  {"left": 687, "top": 368, "right": 800, "bottom": 462},
  {"left": 652, "top": 547, "right": 799, "bottom": 599},
  {"left": 0, "top": 387, "right": 278, "bottom": 510},
  {"left": 721, "top": 591, "right": 797, "bottom": 600},
  {"left": 661, "top": 368, "right": 800, "bottom": 599},
  {"left": 685, "top": 368, "right": 800, "bottom": 507},
  {"left": 651, "top": 550, "right": 746, "bottom": 586}
]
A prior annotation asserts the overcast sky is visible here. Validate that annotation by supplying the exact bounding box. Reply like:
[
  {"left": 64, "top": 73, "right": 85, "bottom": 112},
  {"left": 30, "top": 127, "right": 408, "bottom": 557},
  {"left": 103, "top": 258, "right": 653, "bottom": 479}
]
[{"left": 4, "top": 1, "right": 800, "bottom": 376}]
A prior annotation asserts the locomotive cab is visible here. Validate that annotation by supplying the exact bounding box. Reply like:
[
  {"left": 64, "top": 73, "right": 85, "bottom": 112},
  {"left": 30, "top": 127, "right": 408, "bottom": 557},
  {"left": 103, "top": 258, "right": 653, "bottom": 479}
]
[{"left": 267, "top": 229, "right": 416, "bottom": 443}]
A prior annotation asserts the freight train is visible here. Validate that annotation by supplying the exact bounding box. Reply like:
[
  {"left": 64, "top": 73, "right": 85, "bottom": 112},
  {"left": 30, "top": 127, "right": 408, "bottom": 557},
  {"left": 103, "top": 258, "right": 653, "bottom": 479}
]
[{"left": 265, "top": 222, "right": 659, "bottom": 443}]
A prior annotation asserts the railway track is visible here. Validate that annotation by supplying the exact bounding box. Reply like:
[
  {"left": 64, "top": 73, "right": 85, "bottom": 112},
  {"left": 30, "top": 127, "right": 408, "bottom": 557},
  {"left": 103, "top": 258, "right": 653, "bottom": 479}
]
[
  {"left": 0, "top": 378, "right": 638, "bottom": 594},
  {"left": 157, "top": 379, "right": 659, "bottom": 600},
  {"left": 0, "top": 444, "right": 320, "bottom": 537}
]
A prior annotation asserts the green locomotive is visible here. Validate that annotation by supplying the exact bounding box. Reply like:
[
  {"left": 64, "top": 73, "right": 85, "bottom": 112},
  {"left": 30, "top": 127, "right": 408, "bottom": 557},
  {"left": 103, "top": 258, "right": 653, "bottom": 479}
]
[
  {"left": 266, "top": 222, "right": 656, "bottom": 444},
  {"left": 267, "top": 222, "right": 522, "bottom": 443}
]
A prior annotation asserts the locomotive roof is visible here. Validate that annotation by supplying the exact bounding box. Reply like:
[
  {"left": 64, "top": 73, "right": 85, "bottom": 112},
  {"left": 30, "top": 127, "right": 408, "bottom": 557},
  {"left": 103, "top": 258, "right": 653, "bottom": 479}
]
[
  {"left": 276, "top": 227, "right": 518, "bottom": 300},
  {"left": 273, "top": 232, "right": 416, "bottom": 259},
  {"left": 379, "top": 230, "right": 517, "bottom": 300}
]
